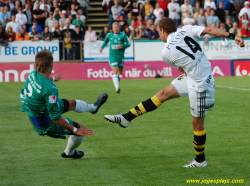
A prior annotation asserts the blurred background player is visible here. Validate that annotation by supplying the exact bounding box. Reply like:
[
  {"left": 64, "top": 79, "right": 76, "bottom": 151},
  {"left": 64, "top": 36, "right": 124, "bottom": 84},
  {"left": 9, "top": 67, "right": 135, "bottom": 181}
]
[
  {"left": 99, "top": 22, "right": 131, "bottom": 93},
  {"left": 104, "top": 18, "right": 245, "bottom": 167},
  {"left": 64, "top": 31, "right": 73, "bottom": 60},
  {"left": 20, "top": 50, "right": 108, "bottom": 158}
]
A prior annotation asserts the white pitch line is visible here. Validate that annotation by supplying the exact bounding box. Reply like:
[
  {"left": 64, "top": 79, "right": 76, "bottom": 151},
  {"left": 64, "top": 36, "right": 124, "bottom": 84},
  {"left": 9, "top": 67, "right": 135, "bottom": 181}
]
[{"left": 216, "top": 85, "right": 250, "bottom": 91}]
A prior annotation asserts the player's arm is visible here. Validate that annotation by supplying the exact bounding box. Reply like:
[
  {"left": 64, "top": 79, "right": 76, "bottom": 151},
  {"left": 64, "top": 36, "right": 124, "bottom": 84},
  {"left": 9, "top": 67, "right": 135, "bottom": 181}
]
[
  {"left": 100, "top": 34, "right": 109, "bottom": 53},
  {"left": 46, "top": 88, "right": 94, "bottom": 137},
  {"left": 121, "top": 34, "right": 131, "bottom": 49},
  {"left": 178, "top": 67, "right": 186, "bottom": 74},
  {"left": 202, "top": 27, "right": 245, "bottom": 47},
  {"left": 53, "top": 117, "right": 75, "bottom": 133},
  {"left": 49, "top": 73, "right": 62, "bottom": 82},
  {"left": 52, "top": 117, "right": 94, "bottom": 137}
]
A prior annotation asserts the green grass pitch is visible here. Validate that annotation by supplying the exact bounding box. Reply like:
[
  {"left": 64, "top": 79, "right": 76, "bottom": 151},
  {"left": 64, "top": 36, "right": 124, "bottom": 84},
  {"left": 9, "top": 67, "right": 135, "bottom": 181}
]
[{"left": 0, "top": 77, "right": 249, "bottom": 186}]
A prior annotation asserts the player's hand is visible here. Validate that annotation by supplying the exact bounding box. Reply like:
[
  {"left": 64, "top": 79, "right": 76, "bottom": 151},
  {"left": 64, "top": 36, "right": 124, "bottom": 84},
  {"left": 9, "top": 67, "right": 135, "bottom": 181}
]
[
  {"left": 75, "top": 125, "right": 94, "bottom": 137},
  {"left": 53, "top": 73, "right": 62, "bottom": 81},
  {"left": 235, "top": 36, "right": 245, "bottom": 47},
  {"left": 117, "top": 45, "right": 123, "bottom": 49},
  {"left": 178, "top": 67, "right": 186, "bottom": 74},
  {"left": 100, "top": 48, "right": 103, "bottom": 53}
]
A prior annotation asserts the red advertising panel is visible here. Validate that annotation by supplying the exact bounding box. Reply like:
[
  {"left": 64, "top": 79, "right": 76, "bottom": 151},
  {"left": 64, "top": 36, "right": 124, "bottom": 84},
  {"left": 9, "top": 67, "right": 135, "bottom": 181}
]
[
  {"left": 52, "top": 63, "right": 82, "bottom": 80},
  {"left": 233, "top": 60, "right": 250, "bottom": 76},
  {"left": 210, "top": 60, "right": 231, "bottom": 77},
  {"left": 0, "top": 63, "right": 82, "bottom": 82},
  {"left": 81, "top": 60, "right": 231, "bottom": 80},
  {"left": 81, "top": 61, "right": 181, "bottom": 80},
  {"left": 0, "top": 63, "right": 35, "bottom": 82},
  {"left": 0, "top": 60, "right": 231, "bottom": 82}
]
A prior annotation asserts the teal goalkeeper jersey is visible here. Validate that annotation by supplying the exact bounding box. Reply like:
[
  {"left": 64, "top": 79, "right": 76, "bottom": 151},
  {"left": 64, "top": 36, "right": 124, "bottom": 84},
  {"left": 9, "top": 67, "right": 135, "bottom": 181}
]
[
  {"left": 20, "top": 70, "right": 61, "bottom": 120},
  {"left": 101, "top": 32, "right": 131, "bottom": 58}
]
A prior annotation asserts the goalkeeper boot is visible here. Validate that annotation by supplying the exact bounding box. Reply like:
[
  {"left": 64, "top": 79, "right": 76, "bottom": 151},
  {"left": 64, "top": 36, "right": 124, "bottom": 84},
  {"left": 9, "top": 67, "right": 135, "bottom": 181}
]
[
  {"left": 61, "top": 150, "right": 84, "bottom": 159},
  {"left": 91, "top": 93, "right": 108, "bottom": 114},
  {"left": 183, "top": 159, "right": 207, "bottom": 168}
]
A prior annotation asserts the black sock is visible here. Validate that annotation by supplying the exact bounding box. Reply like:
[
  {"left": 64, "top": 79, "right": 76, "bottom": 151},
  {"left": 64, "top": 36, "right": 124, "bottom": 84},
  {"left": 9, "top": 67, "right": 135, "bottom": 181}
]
[
  {"left": 122, "top": 95, "right": 162, "bottom": 122},
  {"left": 193, "top": 130, "right": 206, "bottom": 163}
]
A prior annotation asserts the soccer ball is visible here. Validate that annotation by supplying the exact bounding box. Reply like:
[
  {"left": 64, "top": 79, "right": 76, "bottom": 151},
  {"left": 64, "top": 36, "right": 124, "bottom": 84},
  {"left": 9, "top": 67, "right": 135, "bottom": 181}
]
[{"left": 144, "top": 64, "right": 150, "bottom": 69}]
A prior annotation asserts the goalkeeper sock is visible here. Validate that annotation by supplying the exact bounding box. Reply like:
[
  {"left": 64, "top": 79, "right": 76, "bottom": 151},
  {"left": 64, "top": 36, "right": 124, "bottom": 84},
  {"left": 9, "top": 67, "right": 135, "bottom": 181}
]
[
  {"left": 112, "top": 74, "right": 119, "bottom": 90},
  {"left": 123, "top": 95, "right": 163, "bottom": 122},
  {"left": 74, "top": 100, "right": 97, "bottom": 113},
  {"left": 64, "top": 135, "right": 85, "bottom": 156},
  {"left": 193, "top": 130, "right": 206, "bottom": 163}
]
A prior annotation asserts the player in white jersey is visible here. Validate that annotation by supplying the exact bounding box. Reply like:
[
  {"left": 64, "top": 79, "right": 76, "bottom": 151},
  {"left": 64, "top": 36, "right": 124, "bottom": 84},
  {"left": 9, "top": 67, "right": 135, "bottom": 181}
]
[{"left": 104, "top": 18, "right": 245, "bottom": 167}]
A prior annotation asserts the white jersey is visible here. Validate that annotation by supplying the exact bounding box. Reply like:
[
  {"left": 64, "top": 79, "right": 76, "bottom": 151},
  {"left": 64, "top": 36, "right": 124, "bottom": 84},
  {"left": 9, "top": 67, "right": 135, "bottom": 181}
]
[{"left": 161, "top": 25, "right": 213, "bottom": 92}]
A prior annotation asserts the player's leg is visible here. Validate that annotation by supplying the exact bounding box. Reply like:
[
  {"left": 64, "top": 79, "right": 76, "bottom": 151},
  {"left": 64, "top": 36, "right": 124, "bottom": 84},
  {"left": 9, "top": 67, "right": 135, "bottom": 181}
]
[
  {"left": 118, "top": 58, "right": 124, "bottom": 77},
  {"left": 115, "top": 59, "right": 124, "bottom": 93},
  {"left": 118, "top": 68, "right": 123, "bottom": 82},
  {"left": 62, "top": 120, "right": 85, "bottom": 158},
  {"left": 123, "top": 84, "right": 179, "bottom": 119},
  {"left": 118, "top": 68, "right": 123, "bottom": 76},
  {"left": 104, "top": 82, "right": 184, "bottom": 127},
  {"left": 104, "top": 74, "right": 188, "bottom": 127},
  {"left": 183, "top": 117, "right": 208, "bottom": 168},
  {"left": 38, "top": 118, "right": 85, "bottom": 158},
  {"left": 122, "top": 74, "right": 187, "bottom": 122},
  {"left": 109, "top": 56, "right": 120, "bottom": 92},
  {"left": 183, "top": 82, "right": 215, "bottom": 168},
  {"left": 71, "top": 99, "right": 97, "bottom": 113},
  {"left": 61, "top": 99, "right": 96, "bottom": 113},
  {"left": 192, "top": 116, "right": 206, "bottom": 163},
  {"left": 112, "top": 66, "right": 120, "bottom": 93},
  {"left": 59, "top": 94, "right": 108, "bottom": 114}
]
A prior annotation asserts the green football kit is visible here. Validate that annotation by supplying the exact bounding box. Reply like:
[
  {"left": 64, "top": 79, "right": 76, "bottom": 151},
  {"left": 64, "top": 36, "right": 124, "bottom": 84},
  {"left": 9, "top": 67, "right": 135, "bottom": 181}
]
[
  {"left": 20, "top": 70, "right": 73, "bottom": 138},
  {"left": 101, "top": 32, "right": 131, "bottom": 69}
]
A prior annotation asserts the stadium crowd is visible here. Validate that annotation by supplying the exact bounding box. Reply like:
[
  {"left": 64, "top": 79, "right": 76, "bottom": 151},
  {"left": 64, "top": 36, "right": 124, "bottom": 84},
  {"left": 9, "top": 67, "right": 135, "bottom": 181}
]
[
  {"left": 101, "top": 0, "right": 250, "bottom": 41},
  {"left": 0, "top": 0, "right": 250, "bottom": 57}
]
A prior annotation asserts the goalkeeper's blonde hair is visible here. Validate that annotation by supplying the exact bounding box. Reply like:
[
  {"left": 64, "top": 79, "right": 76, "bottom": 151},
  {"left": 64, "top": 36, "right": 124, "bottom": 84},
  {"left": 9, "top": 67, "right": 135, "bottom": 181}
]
[{"left": 112, "top": 22, "right": 119, "bottom": 27}]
